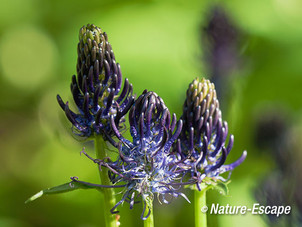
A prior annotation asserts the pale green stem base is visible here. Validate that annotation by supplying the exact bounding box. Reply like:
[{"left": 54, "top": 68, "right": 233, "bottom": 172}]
[
  {"left": 194, "top": 185, "right": 207, "bottom": 227},
  {"left": 143, "top": 199, "right": 154, "bottom": 227},
  {"left": 95, "top": 135, "right": 118, "bottom": 227}
]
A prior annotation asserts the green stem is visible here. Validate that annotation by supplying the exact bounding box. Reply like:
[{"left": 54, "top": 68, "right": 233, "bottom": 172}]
[
  {"left": 143, "top": 199, "right": 154, "bottom": 227},
  {"left": 95, "top": 135, "right": 117, "bottom": 227},
  {"left": 194, "top": 185, "right": 207, "bottom": 227}
]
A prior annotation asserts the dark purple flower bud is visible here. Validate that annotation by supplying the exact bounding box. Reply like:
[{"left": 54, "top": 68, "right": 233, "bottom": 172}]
[
  {"left": 179, "top": 78, "right": 247, "bottom": 187},
  {"left": 201, "top": 6, "right": 246, "bottom": 112},
  {"left": 202, "top": 7, "right": 240, "bottom": 91},
  {"left": 107, "top": 91, "right": 190, "bottom": 219},
  {"left": 253, "top": 110, "right": 291, "bottom": 171},
  {"left": 57, "top": 24, "right": 134, "bottom": 140},
  {"left": 255, "top": 172, "right": 290, "bottom": 224}
]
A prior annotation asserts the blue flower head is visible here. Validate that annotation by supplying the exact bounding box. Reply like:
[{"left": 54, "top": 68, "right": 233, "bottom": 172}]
[
  {"left": 179, "top": 78, "right": 247, "bottom": 189},
  {"left": 57, "top": 24, "right": 134, "bottom": 139},
  {"left": 109, "top": 90, "right": 189, "bottom": 219},
  {"left": 27, "top": 23, "right": 249, "bottom": 225}
]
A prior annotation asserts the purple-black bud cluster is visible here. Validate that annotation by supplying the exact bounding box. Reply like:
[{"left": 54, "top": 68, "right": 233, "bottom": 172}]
[
  {"left": 178, "top": 78, "right": 247, "bottom": 189},
  {"left": 202, "top": 6, "right": 240, "bottom": 79},
  {"left": 57, "top": 24, "right": 134, "bottom": 139}
]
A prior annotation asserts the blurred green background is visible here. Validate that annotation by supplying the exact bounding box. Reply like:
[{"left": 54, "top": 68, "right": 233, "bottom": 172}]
[{"left": 1, "top": 0, "right": 302, "bottom": 226}]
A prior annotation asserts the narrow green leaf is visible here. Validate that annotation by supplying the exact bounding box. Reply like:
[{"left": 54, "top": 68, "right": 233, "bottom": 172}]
[{"left": 25, "top": 180, "right": 101, "bottom": 204}]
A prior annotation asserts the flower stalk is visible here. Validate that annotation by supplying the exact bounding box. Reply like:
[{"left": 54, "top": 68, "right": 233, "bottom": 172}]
[
  {"left": 95, "top": 135, "right": 118, "bottom": 227},
  {"left": 194, "top": 184, "right": 207, "bottom": 227},
  {"left": 143, "top": 200, "right": 154, "bottom": 227}
]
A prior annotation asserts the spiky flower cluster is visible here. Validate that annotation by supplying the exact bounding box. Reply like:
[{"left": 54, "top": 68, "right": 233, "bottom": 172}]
[
  {"left": 57, "top": 24, "right": 246, "bottom": 220},
  {"left": 57, "top": 24, "right": 134, "bottom": 139},
  {"left": 77, "top": 79, "right": 246, "bottom": 218},
  {"left": 106, "top": 90, "right": 189, "bottom": 219},
  {"left": 179, "top": 78, "right": 247, "bottom": 189}
]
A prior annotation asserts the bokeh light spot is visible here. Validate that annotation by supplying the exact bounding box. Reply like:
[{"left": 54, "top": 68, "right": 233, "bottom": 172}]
[{"left": 0, "top": 25, "right": 58, "bottom": 90}]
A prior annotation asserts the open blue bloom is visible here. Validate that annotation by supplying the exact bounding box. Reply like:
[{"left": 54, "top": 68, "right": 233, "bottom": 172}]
[
  {"left": 57, "top": 24, "right": 134, "bottom": 140},
  {"left": 106, "top": 90, "right": 191, "bottom": 219},
  {"left": 178, "top": 78, "right": 247, "bottom": 190}
]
